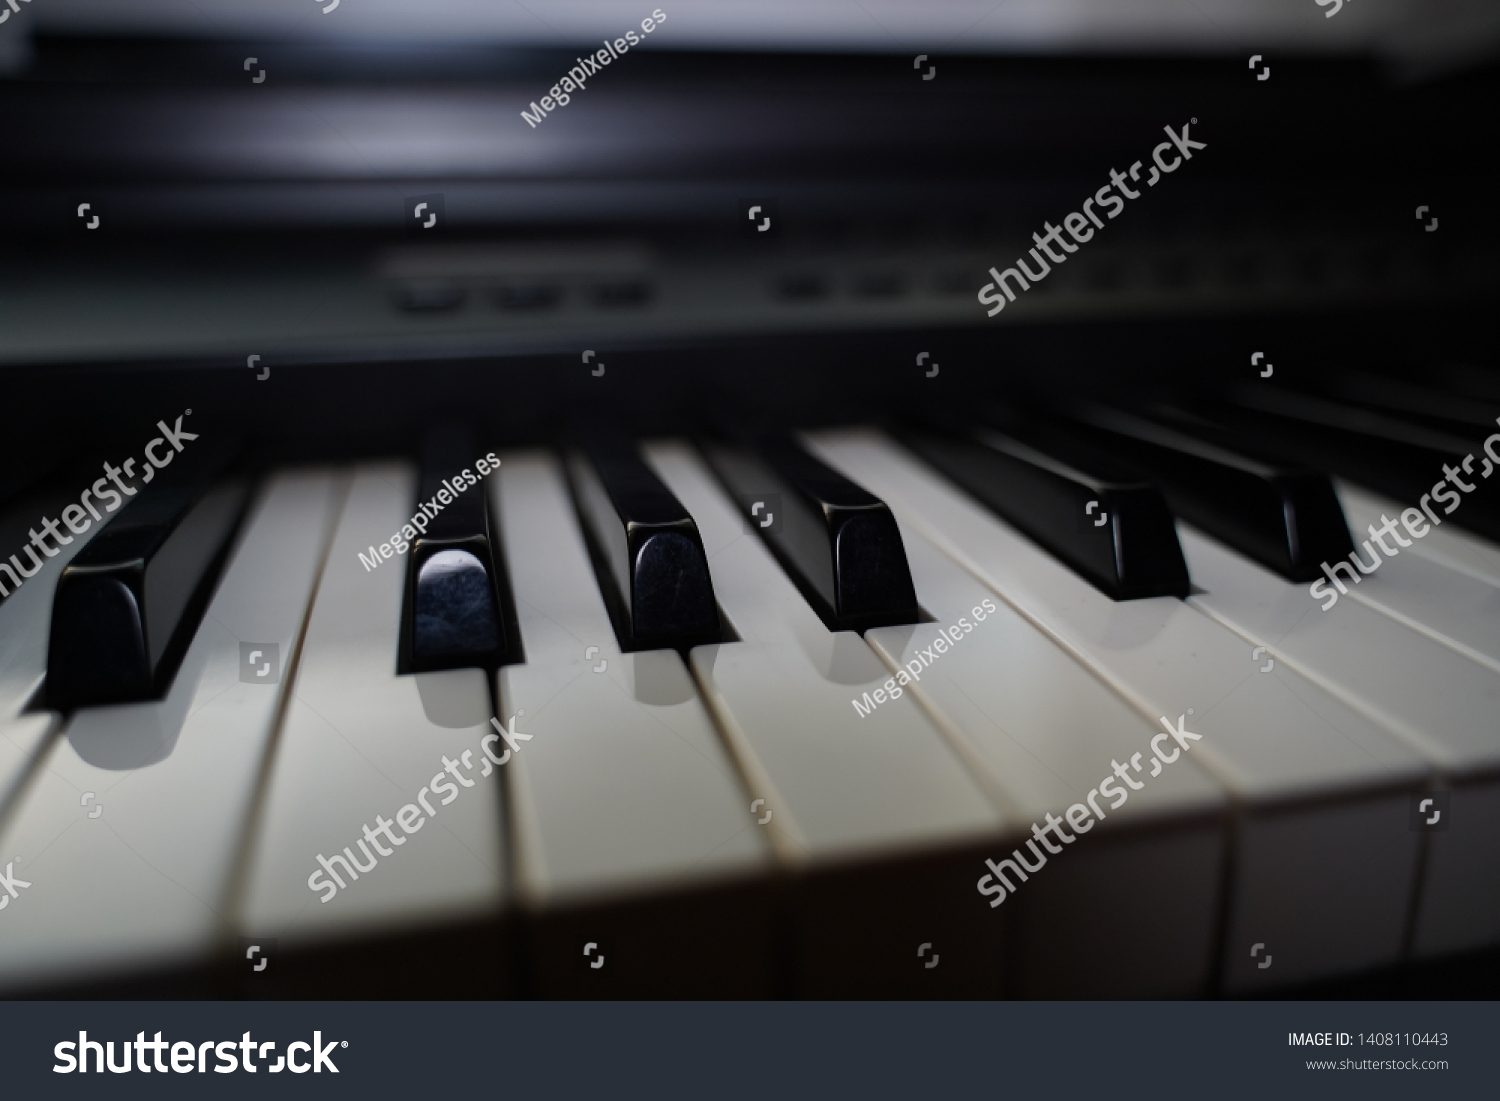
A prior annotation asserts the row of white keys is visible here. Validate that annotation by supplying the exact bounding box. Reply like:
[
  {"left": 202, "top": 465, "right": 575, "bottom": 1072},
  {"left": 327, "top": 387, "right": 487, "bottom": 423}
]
[
  {"left": 1333, "top": 482, "right": 1500, "bottom": 668},
  {"left": 865, "top": 527, "right": 1228, "bottom": 996},
  {"left": 0, "top": 470, "right": 344, "bottom": 993},
  {"left": 808, "top": 428, "right": 1429, "bottom": 993},
  {"left": 238, "top": 464, "right": 508, "bottom": 987},
  {"left": 644, "top": 440, "right": 1008, "bottom": 996},
  {"left": 1187, "top": 498, "right": 1500, "bottom": 959},
  {"left": 491, "top": 452, "right": 774, "bottom": 995}
]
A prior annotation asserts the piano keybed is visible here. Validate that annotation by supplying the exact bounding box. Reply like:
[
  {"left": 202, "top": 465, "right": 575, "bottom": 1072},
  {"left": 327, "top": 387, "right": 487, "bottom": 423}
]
[{"left": 2, "top": 379, "right": 1500, "bottom": 999}]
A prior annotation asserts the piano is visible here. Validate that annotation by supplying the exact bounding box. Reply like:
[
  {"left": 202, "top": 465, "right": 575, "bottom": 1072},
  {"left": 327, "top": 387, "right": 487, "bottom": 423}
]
[{"left": 1, "top": 2, "right": 1498, "bottom": 999}]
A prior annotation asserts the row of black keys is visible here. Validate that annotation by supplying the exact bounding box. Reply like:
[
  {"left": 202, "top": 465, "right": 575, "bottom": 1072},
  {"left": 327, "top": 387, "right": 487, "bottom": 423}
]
[{"left": 41, "top": 368, "right": 1500, "bottom": 710}]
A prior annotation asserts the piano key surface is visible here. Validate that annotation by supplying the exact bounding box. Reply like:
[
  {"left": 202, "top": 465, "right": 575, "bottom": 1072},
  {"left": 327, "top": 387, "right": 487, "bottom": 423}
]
[
  {"left": 646, "top": 440, "right": 1009, "bottom": 996},
  {"left": 1177, "top": 521, "right": 1500, "bottom": 961},
  {"left": 1, "top": 412, "right": 1495, "bottom": 996},
  {"left": 0, "top": 470, "right": 342, "bottom": 992},
  {"left": 808, "top": 427, "right": 1430, "bottom": 992},
  {"left": 491, "top": 451, "right": 775, "bottom": 995},
  {"left": 1334, "top": 482, "right": 1500, "bottom": 668},
  {"left": 1180, "top": 526, "right": 1500, "bottom": 773},
  {"left": 699, "top": 431, "right": 920, "bottom": 631},
  {"left": 866, "top": 525, "right": 1227, "bottom": 996},
  {"left": 237, "top": 464, "right": 508, "bottom": 974}
]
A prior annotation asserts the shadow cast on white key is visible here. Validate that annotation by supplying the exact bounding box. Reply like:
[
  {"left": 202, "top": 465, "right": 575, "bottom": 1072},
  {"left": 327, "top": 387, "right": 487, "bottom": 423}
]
[{"left": 65, "top": 630, "right": 211, "bottom": 770}]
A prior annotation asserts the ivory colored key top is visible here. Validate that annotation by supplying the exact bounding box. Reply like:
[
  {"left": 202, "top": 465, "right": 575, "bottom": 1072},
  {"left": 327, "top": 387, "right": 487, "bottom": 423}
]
[
  {"left": 1181, "top": 527, "right": 1500, "bottom": 771},
  {"left": 491, "top": 452, "right": 773, "bottom": 996},
  {"left": 1178, "top": 526, "right": 1500, "bottom": 960},
  {"left": 866, "top": 527, "right": 1227, "bottom": 996},
  {"left": 1333, "top": 484, "right": 1500, "bottom": 673},
  {"left": 239, "top": 464, "right": 509, "bottom": 996},
  {"left": 645, "top": 440, "right": 1008, "bottom": 997},
  {"left": 808, "top": 428, "right": 1430, "bottom": 994},
  {"left": 1338, "top": 481, "right": 1500, "bottom": 590},
  {"left": 0, "top": 471, "right": 342, "bottom": 993}
]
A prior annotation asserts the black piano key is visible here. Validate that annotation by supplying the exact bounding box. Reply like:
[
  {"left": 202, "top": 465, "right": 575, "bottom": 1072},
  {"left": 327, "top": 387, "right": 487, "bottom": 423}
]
[
  {"left": 1200, "top": 384, "right": 1500, "bottom": 544},
  {"left": 1310, "top": 370, "right": 1500, "bottom": 435},
  {"left": 897, "top": 413, "right": 1190, "bottom": 601},
  {"left": 567, "top": 433, "right": 722, "bottom": 651},
  {"left": 700, "top": 429, "right": 918, "bottom": 631},
  {"left": 47, "top": 435, "right": 249, "bottom": 708},
  {"left": 405, "top": 429, "right": 510, "bottom": 673},
  {"left": 1053, "top": 404, "right": 1354, "bottom": 583}
]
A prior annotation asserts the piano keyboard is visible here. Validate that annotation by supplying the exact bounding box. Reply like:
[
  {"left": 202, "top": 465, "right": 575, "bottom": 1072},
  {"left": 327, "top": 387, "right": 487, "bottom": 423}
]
[{"left": 2, "top": 381, "right": 1499, "bottom": 998}]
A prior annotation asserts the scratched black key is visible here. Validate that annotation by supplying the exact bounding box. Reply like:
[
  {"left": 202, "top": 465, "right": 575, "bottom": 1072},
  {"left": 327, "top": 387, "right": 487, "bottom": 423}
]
[
  {"left": 898, "top": 412, "right": 1189, "bottom": 601},
  {"left": 405, "top": 428, "right": 510, "bottom": 673},
  {"left": 700, "top": 429, "right": 918, "bottom": 631},
  {"left": 47, "top": 433, "right": 249, "bottom": 708},
  {"left": 567, "top": 433, "right": 722, "bottom": 651},
  {"left": 1052, "top": 403, "right": 1354, "bottom": 583}
]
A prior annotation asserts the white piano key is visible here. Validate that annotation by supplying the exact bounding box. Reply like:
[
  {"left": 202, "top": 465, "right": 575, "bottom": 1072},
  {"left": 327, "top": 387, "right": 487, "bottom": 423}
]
[
  {"left": 0, "top": 714, "right": 58, "bottom": 828},
  {"left": 808, "top": 428, "right": 1430, "bottom": 993},
  {"left": 1332, "top": 482, "right": 1500, "bottom": 671},
  {"left": 490, "top": 452, "right": 773, "bottom": 992},
  {"left": 239, "top": 464, "right": 507, "bottom": 955},
  {"left": 1339, "top": 480, "right": 1500, "bottom": 586},
  {"left": 0, "top": 470, "right": 343, "bottom": 991},
  {"left": 644, "top": 440, "right": 1007, "bottom": 995},
  {"left": 648, "top": 440, "right": 1002, "bottom": 858},
  {"left": 865, "top": 527, "right": 1227, "bottom": 996},
  {"left": 1177, "top": 526, "right": 1500, "bottom": 961},
  {"left": 1180, "top": 526, "right": 1500, "bottom": 772}
]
